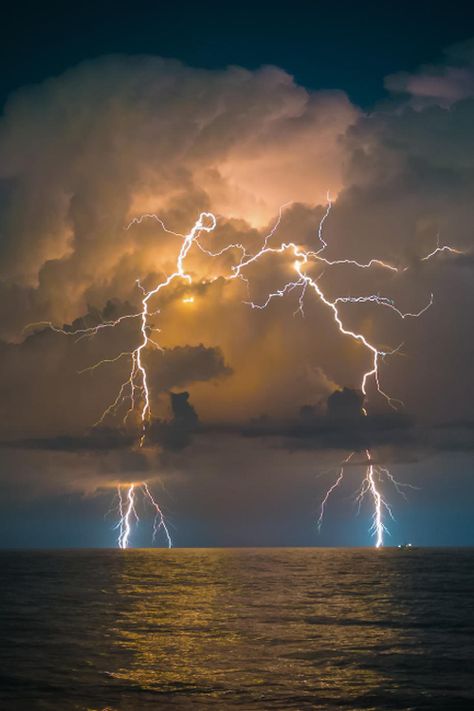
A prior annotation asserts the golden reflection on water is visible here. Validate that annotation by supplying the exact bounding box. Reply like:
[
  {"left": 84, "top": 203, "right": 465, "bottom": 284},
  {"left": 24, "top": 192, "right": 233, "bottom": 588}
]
[
  {"left": 2, "top": 548, "right": 472, "bottom": 710},
  {"left": 101, "top": 549, "right": 422, "bottom": 706}
]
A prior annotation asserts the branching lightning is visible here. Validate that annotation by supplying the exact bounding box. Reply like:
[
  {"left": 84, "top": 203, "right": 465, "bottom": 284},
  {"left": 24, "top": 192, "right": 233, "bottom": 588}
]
[
  {"left": 115, "top": 482, "right": 172, "bottom": 549},
  {"left": 317, "top": 452, "right": 354, "bottom": 532},
  {"left": 26, "top": 211, "right": 216, "bottom": 443},
  {"left": 25, "top": 212, "right": 217, "bottom": 549},
  {"left": 214, "top": 194, "right": 460, "bottom": 547},
  {"left": 24, "top": 191, "right": 460, "bottom": 548}
]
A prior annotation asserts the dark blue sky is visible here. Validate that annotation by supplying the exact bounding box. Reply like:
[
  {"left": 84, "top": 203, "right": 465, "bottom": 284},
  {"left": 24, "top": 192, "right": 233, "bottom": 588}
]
[{"left": 2, "top": 0, "right": 474, "bottom": 107}]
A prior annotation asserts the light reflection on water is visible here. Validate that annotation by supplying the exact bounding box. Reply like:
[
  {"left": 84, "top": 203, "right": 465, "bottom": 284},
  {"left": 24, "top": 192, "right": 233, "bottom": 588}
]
[{"left": 1, "top": 548, "right": 473, "bottom": 709}]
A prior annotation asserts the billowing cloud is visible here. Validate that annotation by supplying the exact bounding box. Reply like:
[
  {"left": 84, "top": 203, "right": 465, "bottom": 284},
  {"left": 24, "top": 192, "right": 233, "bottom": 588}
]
[
  {"left": 0, "top": 57, "right": 356, "bottom": 325},
  {"left": 0, "top": 46, "right": 473, "bottom": 536}
]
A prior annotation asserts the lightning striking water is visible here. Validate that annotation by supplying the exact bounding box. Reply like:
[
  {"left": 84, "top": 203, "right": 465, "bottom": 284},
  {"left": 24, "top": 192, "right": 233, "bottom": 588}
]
[
  {"left": 24, "top": 195, "right": 460, "bottom": 548},
  {"left": 25, "top": 212, "right": 216, "bottom": 548},
  {"left": 116, "top": 483, "right": 137, "bottom": 549},
  {"left": 213, "top": 195, "right": 460, "bottom": 547},
  {"left": 115, "top": 482, "right": 172, "bottom": 549}
]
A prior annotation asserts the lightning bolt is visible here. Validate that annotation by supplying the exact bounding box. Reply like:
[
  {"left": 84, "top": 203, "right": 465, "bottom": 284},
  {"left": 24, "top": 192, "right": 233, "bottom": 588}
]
[
  {"left": 25, "top": 213, "right": 216, "bottom": 549},
  {"left": 116, "top": 483, "right": 137, "bottom": 550},
  {"left": 24, "top": 194, "right": 460, "bottom": 548},
  {"left": 115, "top": 482, "right": 172, "bottom": 549},
  {"left": 317, "top": 452, "right": 354, "bottom": 532},
  {"left": 25, "top": 211, "right": 217, "bottom": 444},
  {"left": 222, "top": 194, "right": 461, "bottom": 547}
]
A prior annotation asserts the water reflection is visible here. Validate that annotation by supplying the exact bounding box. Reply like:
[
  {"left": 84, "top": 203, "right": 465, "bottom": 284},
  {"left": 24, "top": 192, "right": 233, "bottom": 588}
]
[
  {"left": 1, "top": 549, "right": 473, "bottom": 709},
  {"left": 101, "top": 549, "right": 474, "bottom": 708}
]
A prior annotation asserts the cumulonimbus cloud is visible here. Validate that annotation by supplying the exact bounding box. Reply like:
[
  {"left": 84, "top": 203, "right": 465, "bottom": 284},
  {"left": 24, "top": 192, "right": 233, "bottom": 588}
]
[{"left": 0, "top": 49, "right": 473, "bottom": 501}]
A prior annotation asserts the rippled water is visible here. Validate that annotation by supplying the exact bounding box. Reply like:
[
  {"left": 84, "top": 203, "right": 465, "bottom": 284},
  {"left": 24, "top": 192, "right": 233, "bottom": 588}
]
[{"left": 1, "top": 549, "right": 473, "bottom": 710}]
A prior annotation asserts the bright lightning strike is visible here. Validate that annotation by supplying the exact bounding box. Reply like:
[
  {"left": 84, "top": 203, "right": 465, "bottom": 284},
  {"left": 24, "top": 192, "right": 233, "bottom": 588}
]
[
  {"left": 26, "top": 211, "right": 216, "bottom": 445},
  {"left": 25, "top": 213, "right": 216, "bottom": 549},
  {"left": 24, "top": 194, "right": 460, "bottom": 549},
  {"left": 224, "top": 196, "right": 461, "bottom": 547},
  {"left": 115, "top": 482, "right": 172, "bottom": 549}
]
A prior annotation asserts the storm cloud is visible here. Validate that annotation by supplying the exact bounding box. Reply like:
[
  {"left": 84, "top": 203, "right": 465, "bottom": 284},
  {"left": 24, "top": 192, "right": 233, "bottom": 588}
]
[{"left": 0, "top": 47, "right": 472, "bottom": 538}]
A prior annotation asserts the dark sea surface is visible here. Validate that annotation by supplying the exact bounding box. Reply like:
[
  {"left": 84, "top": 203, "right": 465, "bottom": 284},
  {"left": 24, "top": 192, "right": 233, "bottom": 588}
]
[{"left": 0, "top": 548, "right": 473, "bottom": 710}]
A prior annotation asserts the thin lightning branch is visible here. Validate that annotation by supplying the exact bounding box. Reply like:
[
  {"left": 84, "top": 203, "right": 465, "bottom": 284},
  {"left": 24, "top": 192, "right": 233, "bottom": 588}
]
[
  {"left": 125, "top": 213, "right": 185, "bottom": 238},
  {"left": 114, "top": 482, "right": 172, "bottom": 549},
  {"left": 142, "top": 482, "right": 172, "bottom": 548},
  {"left": 317, "top": 452, "right": 354, "bottom": 531},
  {"left": 78, "top": 351, "right": 133, "bottom": 375},
  {"left": 294, "top": 280, "right": 309, "bottom": 318},
  {"left": 24, "top": 312, "right": 144, "bottom": 342},
  {"left": 315, "top": 191, "right": 333, "bottom": 254},
  {"left": 262, "top": 201, "right": 294, "bottom": 250},
  {"left": 333, "top": 293, "right": 434, "bottom": 320},
  {"left": 420, "top": 234, "right": 463, "bottom": 262},
  {"left": 194, "top": 201, "right": 294, "bottom": 264}
]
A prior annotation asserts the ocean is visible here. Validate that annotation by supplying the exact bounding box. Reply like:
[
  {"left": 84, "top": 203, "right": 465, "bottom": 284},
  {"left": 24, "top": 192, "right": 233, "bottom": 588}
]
[{"left": 0, "top": 548, "right": 473, "bottom": 710}]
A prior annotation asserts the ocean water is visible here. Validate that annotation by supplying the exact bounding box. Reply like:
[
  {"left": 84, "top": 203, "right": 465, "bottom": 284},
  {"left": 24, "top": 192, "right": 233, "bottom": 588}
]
[{"left": 0, "top": 549, "right": 473, "bottom": 710}]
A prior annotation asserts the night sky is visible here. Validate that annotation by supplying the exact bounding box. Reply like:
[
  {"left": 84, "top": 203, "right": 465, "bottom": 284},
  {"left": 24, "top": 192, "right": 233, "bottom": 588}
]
[{"left": 1, "top": 1, "right": 473, "bottom": 547}]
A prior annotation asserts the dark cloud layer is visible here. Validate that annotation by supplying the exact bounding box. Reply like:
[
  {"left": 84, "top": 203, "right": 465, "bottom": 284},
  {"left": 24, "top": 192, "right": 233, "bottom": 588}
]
[
  {"left": 0, "top": 299, "right": 231, "bottom": 441},
  {"left": 6, "top": 390, "right": 201, "bottom": 454}
]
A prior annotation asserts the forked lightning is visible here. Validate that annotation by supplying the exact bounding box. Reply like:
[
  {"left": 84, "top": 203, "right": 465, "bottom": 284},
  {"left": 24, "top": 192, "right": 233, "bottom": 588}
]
[{"left": 25, "top": 197, "right": 460, "bottom": 547}]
